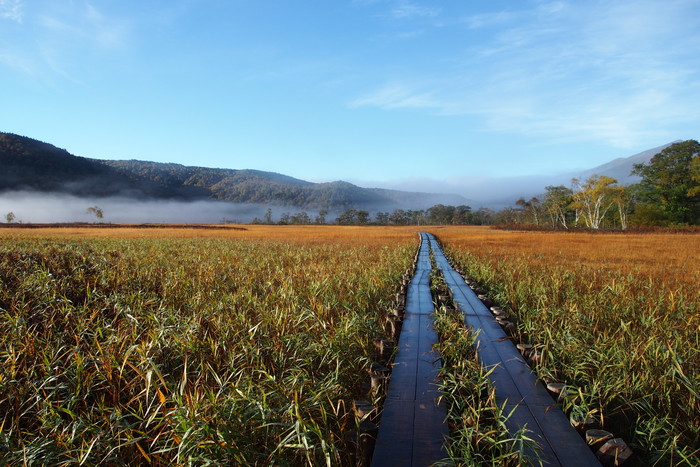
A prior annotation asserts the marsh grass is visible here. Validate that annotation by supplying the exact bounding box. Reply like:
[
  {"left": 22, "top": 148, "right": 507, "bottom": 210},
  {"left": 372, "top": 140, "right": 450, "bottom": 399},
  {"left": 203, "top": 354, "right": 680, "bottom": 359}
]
[
  {"left": 0, "top": 231, "right": 415, "bottom": 465},
  {"left": 433, "top": 226, "right": 700, "bottom": 465}
]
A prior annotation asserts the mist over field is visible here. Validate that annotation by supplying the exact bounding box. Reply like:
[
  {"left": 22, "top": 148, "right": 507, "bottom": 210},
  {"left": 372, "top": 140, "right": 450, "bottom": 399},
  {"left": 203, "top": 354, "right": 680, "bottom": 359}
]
[
  {"left": 357, "top": 174, "right": 563, "bottom": 209},
  {"left": 0, "top": 191, "right": 278, "bottom": 224},
  {"left": 0, "top": 189, "right": 466, "bottom": 225},
  {"left": 356, "top": 145, "right": 655, "bottom": 209}
]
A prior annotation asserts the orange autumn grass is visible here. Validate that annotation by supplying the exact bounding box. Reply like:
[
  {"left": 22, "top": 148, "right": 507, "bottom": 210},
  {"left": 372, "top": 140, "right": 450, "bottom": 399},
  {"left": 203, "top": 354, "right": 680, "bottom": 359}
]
[
  {"left": 0, "top": 223, "right": 420, "bottom": 245},
  {"left": 0, "top": 224, "right": 419, "bottom": 465},
  {"left": 429, "top": 225, "right": 700, "bottom": 465},
  {"left": 428, "top": 225, "right": 700, "bottom": 286},
  {"left": 3, "top": 223, "right": 698, "bottom": 463}
]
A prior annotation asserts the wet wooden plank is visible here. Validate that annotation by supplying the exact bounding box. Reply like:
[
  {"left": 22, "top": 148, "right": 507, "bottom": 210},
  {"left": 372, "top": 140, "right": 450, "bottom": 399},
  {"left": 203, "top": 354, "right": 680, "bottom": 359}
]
[
  {"left": 427, "top": 233, "right": 600, "bottom": 467},
  {"left": 372, "top": 233, "right": 448, "bottom": 467}
]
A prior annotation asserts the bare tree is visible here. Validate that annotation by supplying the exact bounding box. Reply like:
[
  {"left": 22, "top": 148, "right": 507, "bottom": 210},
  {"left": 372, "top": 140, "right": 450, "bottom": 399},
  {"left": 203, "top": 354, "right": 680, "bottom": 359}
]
[{"left": 5, "top": 212, "right": 15, "bottom": 223}]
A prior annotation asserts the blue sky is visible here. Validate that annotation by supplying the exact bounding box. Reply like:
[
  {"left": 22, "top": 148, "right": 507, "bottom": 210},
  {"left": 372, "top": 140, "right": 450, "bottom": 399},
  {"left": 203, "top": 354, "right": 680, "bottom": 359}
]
[{"left": 1, "top": 0, "right": 699, "bottom": 198}]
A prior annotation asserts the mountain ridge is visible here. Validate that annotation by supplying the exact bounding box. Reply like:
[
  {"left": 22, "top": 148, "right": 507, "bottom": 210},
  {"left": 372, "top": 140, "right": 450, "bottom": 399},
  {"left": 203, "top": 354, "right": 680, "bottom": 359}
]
[
  {"left": 0, "top": 132, "right": 469, "bottom": 211},
  {"left": 569, "top": 141, "right": 678, "bottom": 184}
]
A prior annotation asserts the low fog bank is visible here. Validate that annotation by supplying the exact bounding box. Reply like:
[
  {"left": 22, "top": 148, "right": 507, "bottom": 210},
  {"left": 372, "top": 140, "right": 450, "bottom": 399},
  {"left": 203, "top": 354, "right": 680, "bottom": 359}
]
[
  {"left": 0, "top": 191, "right": 288, "bottom": 224},
  {"left": 355, "top": 174, "right": 569, "bottom": 210},
  {"left": 355, "top": 148, "right": 652, "bottom": 210}
]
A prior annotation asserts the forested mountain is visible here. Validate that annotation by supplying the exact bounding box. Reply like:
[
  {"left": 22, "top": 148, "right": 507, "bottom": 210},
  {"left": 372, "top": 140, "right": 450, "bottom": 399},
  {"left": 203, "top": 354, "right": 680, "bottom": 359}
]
[
  {"left": 0, "top": 133, "right": 207, "bottom": 199},
  {"left": 1, "top": 132, "right": 120, "bottom": 194},
  {"left": 103, "top": 160, "right": 401, "bottom": 208},
  {"left": 0, "top": 132, "right": 467, "bottom": 210}
]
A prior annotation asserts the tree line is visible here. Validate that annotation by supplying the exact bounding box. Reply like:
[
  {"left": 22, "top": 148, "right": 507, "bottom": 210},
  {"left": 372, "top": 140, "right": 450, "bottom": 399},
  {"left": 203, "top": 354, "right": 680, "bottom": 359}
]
[{"left": 252, "top": 204, "right": 497, "bottom": 226}]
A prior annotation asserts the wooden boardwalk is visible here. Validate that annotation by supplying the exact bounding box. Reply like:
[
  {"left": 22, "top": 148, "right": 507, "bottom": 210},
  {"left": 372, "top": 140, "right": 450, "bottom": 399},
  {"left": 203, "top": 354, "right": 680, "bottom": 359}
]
[
  {"left": 427, "top": 233, "right": 601, "bottom": 466},
  {"left": 371, "top": 233, "right": 448, "bottom": 466}
]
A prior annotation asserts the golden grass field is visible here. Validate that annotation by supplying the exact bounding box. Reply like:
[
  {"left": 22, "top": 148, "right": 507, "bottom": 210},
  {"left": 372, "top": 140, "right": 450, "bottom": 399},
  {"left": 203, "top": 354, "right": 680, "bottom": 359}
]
[
  {"left": 0, "top": 224, "right": 420, "bottom": 465},
  {"left": 8, "top": 223, "right": 691, "bottom": 283},
  {"left": 428, "top": 225, "right": 700, "bottom": 286},
  {"left": 429, "top": 225, "right": 699, "bottom": 465},
  {"left": 0, "top": 224, "right": 420, "bottom": 244},
  {"left": 1, "top": 224, "right": 697, "bottom": 464}
]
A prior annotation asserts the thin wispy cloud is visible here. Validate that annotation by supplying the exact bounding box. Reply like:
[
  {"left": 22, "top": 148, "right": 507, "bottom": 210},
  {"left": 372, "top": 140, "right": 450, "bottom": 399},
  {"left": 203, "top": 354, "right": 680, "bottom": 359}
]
[
  {"left": 390, "top": 1, "right": 440, "bottom": 19},
  {"left": 0, "top": 0, "right": 22, "bottom": 22},
  {"left": 39, "top": 3, "right": 131, "bottom": 50},
  {"left": 350, "top": 0, "right": 700, "bottom": 150},
  {"left": 393, "top": 29, "right": 425, "bottom": 39},
  {"left": 1, "top": 2, "right": 136, "bottom": 70},
  {"left": 2, "top": 0, "right": 698, "bottom": 189},
  {"left": 348, "top": 83, "right": 437, "bottom": 109},
  {"left": 83, "top": 3, "right": 131, "bottom": 49},
  {"left": 462, "top": 11, "right": 518, "bottom": 30},
  {"left": 0, "top": 1, "right": 138, "bottom": 86}
]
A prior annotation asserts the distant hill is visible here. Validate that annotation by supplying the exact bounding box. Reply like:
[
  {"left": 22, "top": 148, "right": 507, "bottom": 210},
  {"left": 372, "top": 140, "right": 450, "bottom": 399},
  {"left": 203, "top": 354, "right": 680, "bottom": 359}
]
[
  {"left": 0, "top": 132, "right": 468, "bottom": 211},
  {"left": 571, "top": 142, "right": 678, "bottom": 184},
  {"left": 0, "top": 133, "right": 208, "bottom": 199},
  {"left": 367, "top": 187, "right": 467, "bottom": 207},
  {"left": 394, "top": 141, "right": 683, "bottom": 210},
  {"left": 102, "top": 160, "right": 469, "bottom": 210},
  {"left": 0, "top": 132, "right": 121, "bottom": 194}
]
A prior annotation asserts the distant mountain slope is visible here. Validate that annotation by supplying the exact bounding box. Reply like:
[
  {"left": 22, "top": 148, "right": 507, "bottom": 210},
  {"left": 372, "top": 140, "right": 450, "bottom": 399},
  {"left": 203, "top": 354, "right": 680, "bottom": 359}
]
[
  {"left": 104, "top": 160, "right": 312, "bottom": 188},
  {"left": 368, "top": 187, "right": 469, "bottom": 208},
  {"left": 0, "top": 132, "right": 116, "bottom": 194},
  {"left": 0, "top": 132, "right": 468, "bottom": 211},
  {"left": 101, "top": 160, "right": 390, "bottom": 208},
  {"left": 572, "top": 142, "right": 678, "bottom": 184},
  {"left": 0, "top": 133, "right": 207, "bottom": 199}
]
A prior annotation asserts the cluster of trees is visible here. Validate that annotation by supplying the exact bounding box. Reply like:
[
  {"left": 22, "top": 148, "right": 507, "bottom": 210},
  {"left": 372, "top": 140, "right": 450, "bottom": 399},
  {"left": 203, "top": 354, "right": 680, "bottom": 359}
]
[
  {"left": 504, "top": 140, "right": 699, "bottom": 229},
  {"left": 371, "top": 205, "right": 497, "bottom": 225},
  {"left": 86, "top": 206, "right": 104, "bottom": 220},
  {"left": 254, "top": 205, "right": 498, "bottom": 226},
  {"left": 333, "top": 205, "right": 496, "bottom": 225},
  {"left": 252, "top": 208, "right": 329, "bottom": 225},
  {"left": 503, "top": 177, "right": 633, "bottom": 229}
]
